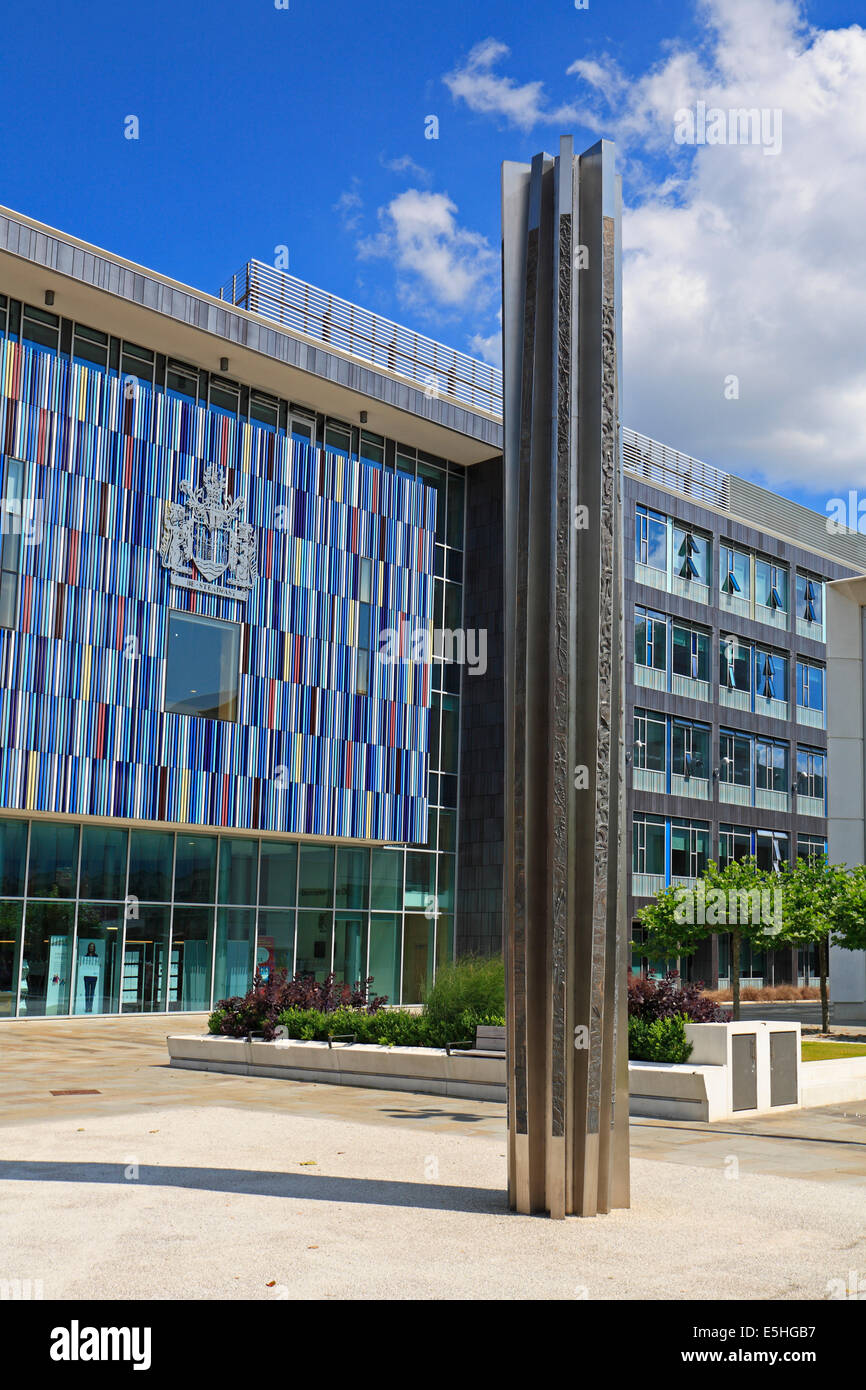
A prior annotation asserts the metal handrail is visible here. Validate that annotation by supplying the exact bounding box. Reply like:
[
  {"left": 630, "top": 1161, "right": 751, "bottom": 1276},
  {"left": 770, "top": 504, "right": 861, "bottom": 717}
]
[
  {"left": 218, "top": 259, "right": 502, "bottom": 416},
  {"left": 622, "top": 428, "right": 731, "bottom": 510}
]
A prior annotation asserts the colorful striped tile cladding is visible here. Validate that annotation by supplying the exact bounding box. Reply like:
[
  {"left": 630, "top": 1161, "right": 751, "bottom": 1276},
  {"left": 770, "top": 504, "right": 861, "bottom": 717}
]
[{"left": 0, "top": 339, "right": 434, "bottom": 841}]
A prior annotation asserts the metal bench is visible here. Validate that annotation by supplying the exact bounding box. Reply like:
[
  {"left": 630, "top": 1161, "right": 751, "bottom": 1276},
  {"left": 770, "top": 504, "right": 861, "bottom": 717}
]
[{"left": 445, "top": 1024, "right": 506, "bottom": 1057}]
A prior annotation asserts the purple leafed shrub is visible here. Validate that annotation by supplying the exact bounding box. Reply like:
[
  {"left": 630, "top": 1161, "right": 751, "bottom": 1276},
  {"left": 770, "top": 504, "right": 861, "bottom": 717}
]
[
  {"left": 214, "top": 970, "right": 388, "bottom": 1041},
  {"left": 627, "top": 970, "right": 724, "bottom": 1024}
]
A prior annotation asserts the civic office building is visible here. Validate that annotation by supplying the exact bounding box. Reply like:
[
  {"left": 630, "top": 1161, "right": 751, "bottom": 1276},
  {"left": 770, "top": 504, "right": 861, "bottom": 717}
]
[{"left": 1, "top": 205, "right": 865, "bottom": 1019}]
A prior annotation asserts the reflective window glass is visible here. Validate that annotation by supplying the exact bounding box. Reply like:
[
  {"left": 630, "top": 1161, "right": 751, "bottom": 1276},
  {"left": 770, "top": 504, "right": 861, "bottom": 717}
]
[
  {"left": 256, "top": 908, "right": 295, "bottom": 980},
  {"left": 174, "top": 835, "right": 217, "bottom": 904},
  {"left": 73, "top": 904, "right": 124, "bottom": 1014},
  {"left": 0, "top": 818, "right": 27, "bottom": 896},
  {"left": 79, "top": 827, "right": 128, "bottom": 900},
  {"left": 128, "top": 831, "right": 173, "bottom": 902},
  {"left": 295, "top": 909, "right": 332, "bottom": 979},
  {"left": 170, "top": 906, "right": 213, "bottom": 1010},
  {"left": 22, "top": 901, "right": 74, "bottom": 1014},
  {"left": 120, "top": 904, "right": 170, "bottom": 1013},
  {"left": 218, "top": 838, "right": 258, "bottom": 906},
  {"left": 298, "top": 845, "right": 334, "bottom": 907},
  {"left": 214, "top": 907, "right": 256, "bottom": 1001},
  {"left": 27, "top": 822, "right": 79, "bottom": 899},
  {"left": 259, "top": 841, "right": 297, "bottom": 908}
]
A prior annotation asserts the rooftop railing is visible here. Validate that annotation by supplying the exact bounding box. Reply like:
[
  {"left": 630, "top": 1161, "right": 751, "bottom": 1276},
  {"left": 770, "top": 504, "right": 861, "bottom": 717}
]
[
  {"left": 218, "top": 260, "right": 503, "bottom": 417},
  {"left": 218, "top": 263, "right": 735, "bottom": 511},
  {"left": 621, "top": 429, "right": 731, "bottom": 510}
]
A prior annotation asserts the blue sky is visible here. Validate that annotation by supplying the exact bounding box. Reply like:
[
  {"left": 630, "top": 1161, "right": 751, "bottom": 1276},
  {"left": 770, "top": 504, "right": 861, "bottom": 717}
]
[{"left": 1, "top": 0, "right": 865, "bottom": 514}]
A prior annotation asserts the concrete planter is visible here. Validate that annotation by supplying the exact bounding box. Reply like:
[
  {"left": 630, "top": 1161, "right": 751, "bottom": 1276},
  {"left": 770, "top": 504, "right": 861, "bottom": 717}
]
[
  {"left": 166, "top": 1033, "right": 507, "bottom": 1103},
  {"left": 630, "top": 1021, "right": 802, "bottom": 1122},
  {"left": 801, "top": 1054, "right": 866, "bottom": 1108},
  {"left": 174, "top": 1021, "right": 866, "bottom": 1120}
]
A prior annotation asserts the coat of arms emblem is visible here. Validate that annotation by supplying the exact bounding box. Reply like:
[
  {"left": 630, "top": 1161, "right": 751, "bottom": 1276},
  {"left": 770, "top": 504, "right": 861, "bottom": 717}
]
[{"left": 160, "top": 462, "right": 258, "bottom": 601}]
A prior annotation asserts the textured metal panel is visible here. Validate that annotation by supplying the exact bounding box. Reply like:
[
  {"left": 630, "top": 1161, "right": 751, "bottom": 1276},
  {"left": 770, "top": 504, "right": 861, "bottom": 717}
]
[
  {"left": 732, "top": 1033, "right": 758, "bottom": 1110},
  {"left": 770, "top": 1031, "right": 798, "bottom": 1106}
]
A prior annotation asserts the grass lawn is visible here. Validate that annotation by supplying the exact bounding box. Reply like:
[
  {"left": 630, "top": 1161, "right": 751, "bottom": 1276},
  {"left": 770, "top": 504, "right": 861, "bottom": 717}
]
[{"left": 801, "top": 1040, "right": 866, "bottom": 1061}]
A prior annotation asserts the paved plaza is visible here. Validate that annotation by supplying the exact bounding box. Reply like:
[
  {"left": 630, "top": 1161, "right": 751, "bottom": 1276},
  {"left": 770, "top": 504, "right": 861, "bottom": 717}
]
[{"left": 0, "top": 1017, "right": 865, "bottom": 1300}]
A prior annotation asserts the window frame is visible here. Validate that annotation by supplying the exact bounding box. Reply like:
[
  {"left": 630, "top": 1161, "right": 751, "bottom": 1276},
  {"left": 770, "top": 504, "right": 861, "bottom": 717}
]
[{"left": 163, "top": 609, "right": 242, "bottom": 724}]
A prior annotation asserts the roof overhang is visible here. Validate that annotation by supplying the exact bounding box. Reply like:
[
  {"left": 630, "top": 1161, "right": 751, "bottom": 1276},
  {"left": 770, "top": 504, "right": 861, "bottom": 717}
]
[{"left": 0, "top": 206, "right": 504, "bottom": 466}]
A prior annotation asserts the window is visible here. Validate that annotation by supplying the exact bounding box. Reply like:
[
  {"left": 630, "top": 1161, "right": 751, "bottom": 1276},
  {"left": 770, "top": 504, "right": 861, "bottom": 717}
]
[
  {"left": 720, "top": 544, "right": 750, "bottom": 598},
  {"left": 21, "top": 303, "right": 59, "bottom": 352},
  {"left": 796, "top": 572, "right": 823, "bottom": 625},
  {"left": 324, "top": 420, "right": 351, "bottom": 456},
  {"left": 356, "top": 557, "right": 373, "bottom": 695},
  {"left": 166, "top": 359, "right": 199, "bottom": 402},
  {"left": 720, "top": 730, "right": 752, "bottom": 786},
  {"left": 72, "top": 323, "right": 108, "bottom": 369},
  {"left": 797, "top": 835, "right": 827, "bottom": 862},
  {"left": 756, "top": 738, "right": 788, "bottom": 793},
  {"left": 250, "top": 391, "right": 280, "bottom": 430},
  {"left": 671, "top": 821, "right": 709, "bottom": 879},
  {"left": 672, "top": 719, "right": 710, "bottom": 778},
  {"left": 633, "top": 815, "right": 665, "bottom": 875},
  {"left": 635, "top": 505, "right": 667, "bottom": 571},
  {"left": 0, "top": 457, "right": 25, "bottom": 628},
  {"left": 0, "top": 293, "right": 7, "bottom": 338},
  {"left": 360, "top": 431, "right": 385, "bottom": 466},
  {"left": 635, "top": 605, "right": 666, "bottom": 670},
  {"left": 672, "top": 623, "right": 709, "bottom": 681},
  {"left": 755, "top": 649, "right": 788, "bottom": 701},
  {"left": 719, "top": 635, "right": 751, "bottom": 692},
  {"left": 121, "top": 340, "right": 155, "bottom": 387},
  {"left": 719, "top": 825, "right": 752, "bottom": 869},
  {"left": 673, "top": 524, "right": 710, "bottom": 584},
  {"left": 796, "top": 660, "right": 825, "bottom": 712},
  {"left": 209, "top": 376, "right": 240, "bottom": 417},
  {"left": 290, "top": 412, "right": 315, "bottom": 446},
  {"left": 756, "top": 830, "right": 788, "bottom": 872},
  {"left": 756, "top": 557, "right": 788, "bottom": 613},
  {"left": 633, "top": 709, "right": 666, "bottom": 771},
  {"left": 796, "top": 747, "right": 826, "bottom": 802},
  {"left": 164, "top": 612, "right": 240, "bottom": 722}
]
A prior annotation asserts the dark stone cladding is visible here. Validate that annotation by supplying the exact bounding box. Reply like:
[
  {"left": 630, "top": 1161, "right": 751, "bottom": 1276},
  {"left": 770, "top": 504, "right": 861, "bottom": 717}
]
[
  {"left": 625, "top": 473, "right": 857, "bottom": 987},
  {"left": 456, "top": 453, "right": 505, "bottom": 957}
]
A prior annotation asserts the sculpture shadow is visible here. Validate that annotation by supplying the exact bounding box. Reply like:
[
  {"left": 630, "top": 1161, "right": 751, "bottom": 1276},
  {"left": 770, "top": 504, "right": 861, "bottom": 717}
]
[{"left": 0, "top": 1160, "right": 507, "bottom": 1214}]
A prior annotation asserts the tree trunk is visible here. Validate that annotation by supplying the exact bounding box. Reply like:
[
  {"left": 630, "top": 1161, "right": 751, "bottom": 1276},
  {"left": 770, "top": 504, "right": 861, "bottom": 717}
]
[
  {"left": 819, "top": 936, "right": 830, "bottom": 1034},
  {"left": 731, "top": 928, "right": 741, "bottom": 1022}
]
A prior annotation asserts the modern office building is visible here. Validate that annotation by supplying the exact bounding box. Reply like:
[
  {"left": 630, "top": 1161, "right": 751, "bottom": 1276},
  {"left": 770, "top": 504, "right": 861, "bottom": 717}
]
[
  {"left": 624, "top": 436, "right": 866, "bottom": 988},
  {"left": 0, "top": 212, "right": 501, "bottom": 1018},
  {"left": 1, "top": 204, "right": 864, "bottom": 1018}
]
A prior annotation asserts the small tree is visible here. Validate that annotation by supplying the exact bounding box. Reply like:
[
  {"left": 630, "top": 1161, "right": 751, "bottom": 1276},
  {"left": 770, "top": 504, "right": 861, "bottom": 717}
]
[
  {"left": 638, "top": 856, "right": 780, "bottom": 1021},
  {"left": 778, "top": 855, "right": 847, "bottom": 1034},
  {"left": 827, "top": 863, "right": 866, "bottom": 1020}
]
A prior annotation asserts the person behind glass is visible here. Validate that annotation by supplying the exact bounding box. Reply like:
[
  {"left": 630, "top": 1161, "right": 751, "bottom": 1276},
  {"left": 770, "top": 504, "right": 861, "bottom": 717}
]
[{"left": 81, "top": 942, "right": 100, "bottom": 1013}]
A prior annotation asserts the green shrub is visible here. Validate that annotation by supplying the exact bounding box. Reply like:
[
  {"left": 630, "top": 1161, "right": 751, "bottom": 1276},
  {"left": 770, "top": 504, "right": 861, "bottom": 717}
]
[
  {"left": 421, "top": 955, "right": 505, "bottom": 1031},
  {"left": 207, "top": 1008, "right": 226, "bottom": 1034},
  {"left": 272, "top": 1004, "right": 505, "bottom": 1049},
  {"left": 628, "top": 1014, "right": 693, "bottom": 1064}
]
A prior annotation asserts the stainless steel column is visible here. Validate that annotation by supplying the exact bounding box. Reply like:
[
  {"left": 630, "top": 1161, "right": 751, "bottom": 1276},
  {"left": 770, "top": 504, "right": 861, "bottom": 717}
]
[{"left": 502, "top": 136, "right": 630, "bottom": 1217}]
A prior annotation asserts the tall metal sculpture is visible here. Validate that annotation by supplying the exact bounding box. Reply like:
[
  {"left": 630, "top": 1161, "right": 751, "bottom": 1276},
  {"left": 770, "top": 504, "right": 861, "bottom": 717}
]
[{"left": 502, "top": 137, "right": 630, "bottom": 1217}]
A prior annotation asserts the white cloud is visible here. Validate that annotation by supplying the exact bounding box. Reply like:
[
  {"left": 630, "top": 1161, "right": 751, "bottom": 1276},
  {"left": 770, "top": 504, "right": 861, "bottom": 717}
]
[
  {"left": 357, "top": 188, "right": 498, "bottom": 319},
  {"left": 563, "top": 0, "right": 866, "bottom": 490},
  {"left": 333, "top": 180, "right": 363, "bottom": 233},
  {"left": 444, "top": 38, "right": 579, "bottom": 131},
  {"left": 470, "top": 309, "right": 503, "bottom": 367},
  {"left": 380, "top": 154, "right": 431, "bottom": 183}
]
